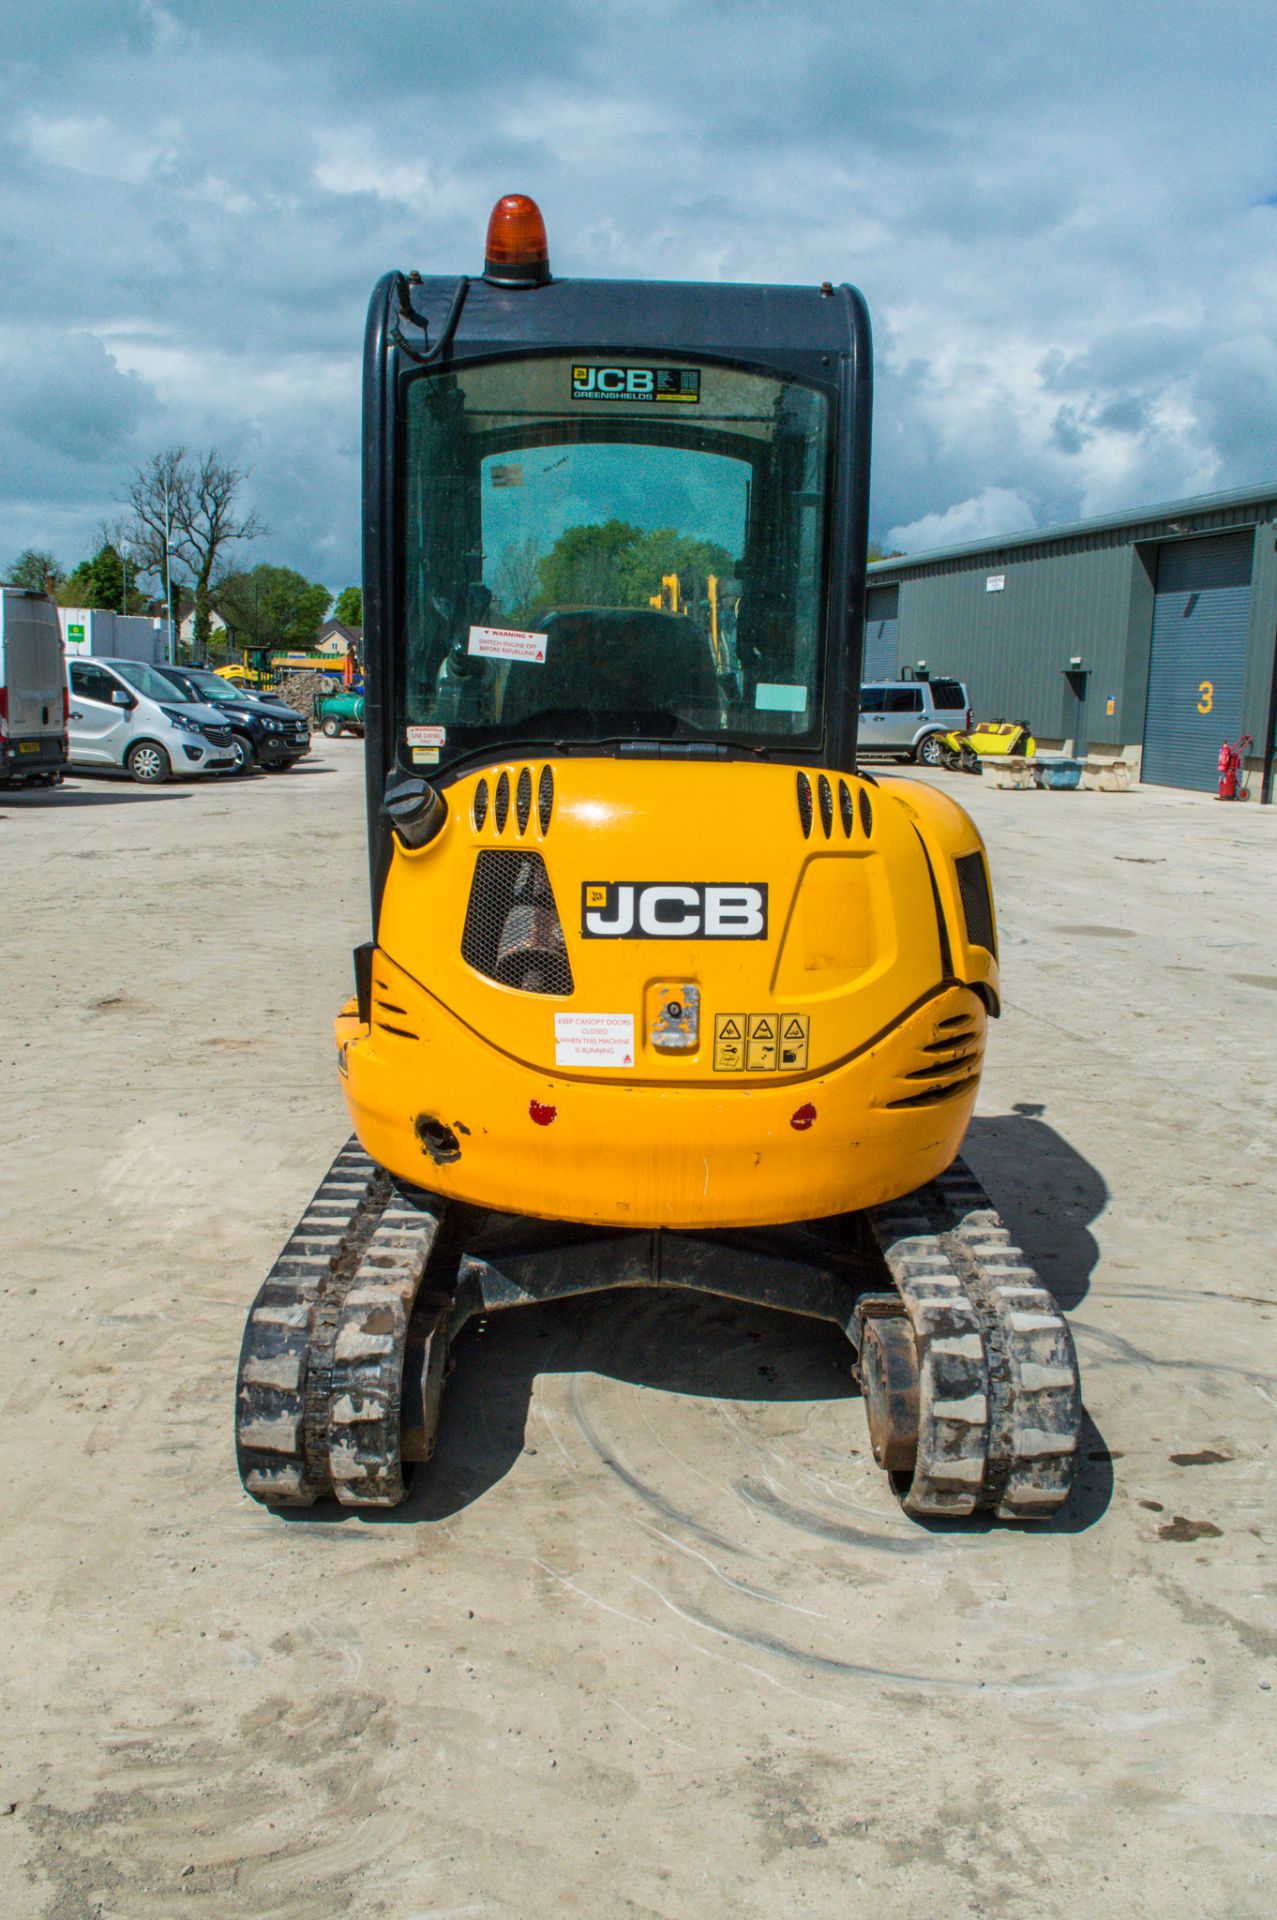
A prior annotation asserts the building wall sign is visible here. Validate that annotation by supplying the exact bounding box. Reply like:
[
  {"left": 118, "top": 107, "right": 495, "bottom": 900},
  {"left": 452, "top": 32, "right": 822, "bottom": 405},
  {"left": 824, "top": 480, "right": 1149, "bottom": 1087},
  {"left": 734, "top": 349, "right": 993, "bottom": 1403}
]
[{"left": 986, "top": 574, "right": 1006, "bottom": 592}]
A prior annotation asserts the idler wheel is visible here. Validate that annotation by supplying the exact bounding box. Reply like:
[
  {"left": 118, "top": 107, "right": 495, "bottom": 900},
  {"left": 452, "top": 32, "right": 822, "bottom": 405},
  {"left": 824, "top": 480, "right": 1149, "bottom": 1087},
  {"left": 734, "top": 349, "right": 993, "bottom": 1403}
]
[{"left": 859, "top": 1314, "right": 921, "bottom": 1474}]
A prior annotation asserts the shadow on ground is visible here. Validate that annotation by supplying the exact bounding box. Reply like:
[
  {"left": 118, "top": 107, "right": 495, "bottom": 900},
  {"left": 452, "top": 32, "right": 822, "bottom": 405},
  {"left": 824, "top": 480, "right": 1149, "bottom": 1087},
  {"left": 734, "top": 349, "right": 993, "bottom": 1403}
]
[
  {"left": 279, "top": 1105, "right": 1112, "bottom": 1534},
  {"left": 1, "top": 786, "right": 190, "bottom": 808}
]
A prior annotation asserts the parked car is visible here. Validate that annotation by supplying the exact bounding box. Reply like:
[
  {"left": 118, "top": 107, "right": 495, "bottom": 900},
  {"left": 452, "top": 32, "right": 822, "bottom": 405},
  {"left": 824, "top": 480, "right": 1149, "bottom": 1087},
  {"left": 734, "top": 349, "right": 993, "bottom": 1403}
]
[
  {"left": 67, "top": 656, "right": 238, "bottom": 783},
  {"left": 858, "top": 678, "right": 972, "bottom": 765},
  {"left": 1, "top": 587, "right": 67, "bottom": 787},
  {"left": 155, "top": 664, "right": 311, "bottom": 772}
]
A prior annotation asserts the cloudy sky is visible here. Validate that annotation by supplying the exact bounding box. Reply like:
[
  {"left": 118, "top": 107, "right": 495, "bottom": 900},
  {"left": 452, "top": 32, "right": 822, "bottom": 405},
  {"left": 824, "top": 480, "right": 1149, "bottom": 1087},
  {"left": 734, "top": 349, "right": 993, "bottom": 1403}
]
[{"left": 3, "top": 0, "right": 1276, "bottom": 591}]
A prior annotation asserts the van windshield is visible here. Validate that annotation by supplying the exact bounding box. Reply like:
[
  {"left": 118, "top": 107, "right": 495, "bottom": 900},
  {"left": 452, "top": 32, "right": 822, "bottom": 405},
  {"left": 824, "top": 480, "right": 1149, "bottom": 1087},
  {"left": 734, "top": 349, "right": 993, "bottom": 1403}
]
[
  {"left": 401, "top": 354, "right": 832, "bottom": 758},
  {"left": 115, "top": 660, "right": 198, "bottom": 703}
]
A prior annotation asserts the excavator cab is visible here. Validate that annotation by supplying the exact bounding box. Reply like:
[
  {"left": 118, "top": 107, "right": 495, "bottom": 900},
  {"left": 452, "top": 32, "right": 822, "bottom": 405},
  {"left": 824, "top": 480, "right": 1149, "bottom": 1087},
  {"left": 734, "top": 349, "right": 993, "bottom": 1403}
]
[{"left": 236, "top": 197, "right": 1080, "bottom": 1523}]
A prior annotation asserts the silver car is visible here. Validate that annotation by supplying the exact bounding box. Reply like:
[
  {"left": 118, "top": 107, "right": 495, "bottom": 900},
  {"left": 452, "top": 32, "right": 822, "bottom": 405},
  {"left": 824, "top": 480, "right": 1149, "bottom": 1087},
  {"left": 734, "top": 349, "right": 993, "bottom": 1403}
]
[
  {"left": 67, "top": 656, "right": 239, "bottom": 783},
  {"left": 858, "top": 677, "right": 971, "bottom": 764}
]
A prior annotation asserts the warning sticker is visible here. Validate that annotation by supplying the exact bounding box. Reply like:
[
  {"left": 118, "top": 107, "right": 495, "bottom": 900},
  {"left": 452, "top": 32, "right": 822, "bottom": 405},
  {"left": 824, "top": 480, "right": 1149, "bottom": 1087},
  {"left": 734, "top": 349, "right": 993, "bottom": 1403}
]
[
  {"left": 779, "top": 1014, "right": 810, "bottom": 1072},
  {"left": 715, "top": 1011, "right": 810, "bottom": 1072},
  {"left": 411, "top": 746, "right": 440, "bottom": 765},
  {"left": 554, "top": 1012, "right": 634, "bottom": 1069},
  {"left": 468, "top": 625, "right": 547, "bottom": 664},
  {"left": 713, "top": 1014, "right": 746, "bottom": 1073},
  {"left": 406, "top": 725, "right": 446, "bottom": 747},
  {"left": 746, "top": 1013, "right": 778, "bottom": 1072}
]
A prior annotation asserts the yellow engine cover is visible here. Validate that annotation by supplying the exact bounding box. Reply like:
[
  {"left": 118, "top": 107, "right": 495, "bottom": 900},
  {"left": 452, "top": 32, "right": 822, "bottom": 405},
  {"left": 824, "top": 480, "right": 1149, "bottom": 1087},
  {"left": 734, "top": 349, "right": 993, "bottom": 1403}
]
[{"left": 337, "top": 761, "right": 999, "bottom": 1229}]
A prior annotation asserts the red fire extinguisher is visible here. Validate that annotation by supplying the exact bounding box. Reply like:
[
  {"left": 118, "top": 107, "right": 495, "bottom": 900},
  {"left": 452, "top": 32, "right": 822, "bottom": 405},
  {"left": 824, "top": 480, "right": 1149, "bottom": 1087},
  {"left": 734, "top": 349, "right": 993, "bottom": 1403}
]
[{"left": 1217, "top": 734, "right": 1253, "bottom": 801}]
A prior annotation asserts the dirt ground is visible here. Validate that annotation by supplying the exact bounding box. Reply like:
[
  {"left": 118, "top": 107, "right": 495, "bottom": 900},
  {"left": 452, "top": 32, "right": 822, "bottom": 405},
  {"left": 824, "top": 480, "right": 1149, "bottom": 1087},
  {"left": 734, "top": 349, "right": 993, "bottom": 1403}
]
[{"left": 2, "top": 741, "right": 1275, "bottom": 1919}]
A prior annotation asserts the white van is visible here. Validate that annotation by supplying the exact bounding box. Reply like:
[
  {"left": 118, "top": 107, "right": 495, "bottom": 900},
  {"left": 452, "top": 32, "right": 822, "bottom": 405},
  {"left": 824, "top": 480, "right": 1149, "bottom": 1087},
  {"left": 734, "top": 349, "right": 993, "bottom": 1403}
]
[
  {"left": 67, "top": 655, "right": 238, "bottom": 783},
  {"left": 1, "top": 588, "right": 67, "bottom": 788}
]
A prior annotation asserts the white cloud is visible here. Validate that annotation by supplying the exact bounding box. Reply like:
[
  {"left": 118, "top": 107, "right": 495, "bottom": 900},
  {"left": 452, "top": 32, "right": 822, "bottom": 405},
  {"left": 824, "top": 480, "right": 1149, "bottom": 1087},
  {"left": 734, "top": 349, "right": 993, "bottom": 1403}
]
[{"left": 888, "top": 488, "right": 1039, "bottom": 554}]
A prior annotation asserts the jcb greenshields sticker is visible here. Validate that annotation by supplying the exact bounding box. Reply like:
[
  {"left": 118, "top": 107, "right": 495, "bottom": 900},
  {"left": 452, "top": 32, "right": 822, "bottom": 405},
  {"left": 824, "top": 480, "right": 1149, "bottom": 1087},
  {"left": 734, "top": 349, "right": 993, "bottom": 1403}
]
[{"left": 571, "top": 365, "right": 701, "bottom": 404}]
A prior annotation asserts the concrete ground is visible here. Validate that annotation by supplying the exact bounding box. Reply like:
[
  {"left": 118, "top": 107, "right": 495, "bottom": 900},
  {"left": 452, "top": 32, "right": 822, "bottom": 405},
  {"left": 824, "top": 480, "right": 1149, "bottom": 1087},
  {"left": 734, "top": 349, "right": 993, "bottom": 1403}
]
[{"left": 1, "top": 741, "right": 1274, "bottom": 1920}]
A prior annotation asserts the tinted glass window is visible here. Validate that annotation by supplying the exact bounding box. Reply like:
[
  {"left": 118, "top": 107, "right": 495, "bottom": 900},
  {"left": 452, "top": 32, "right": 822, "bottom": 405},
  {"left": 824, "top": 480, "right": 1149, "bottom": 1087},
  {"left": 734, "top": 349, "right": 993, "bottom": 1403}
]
[
  {"left": 70, "top": 662, "right": 121, "bottom": 704},
  {"left": 928, "top": 679, "right": 965, "bottom": 710},
  {"left": 885, "top": 687, "right": 923, "bottom": 713},
  {"left": 858, "top": 685, "right": 885, "bottom": 712},
  {"left": 402, "top": 354, "right": 832, "bottom": 755}
]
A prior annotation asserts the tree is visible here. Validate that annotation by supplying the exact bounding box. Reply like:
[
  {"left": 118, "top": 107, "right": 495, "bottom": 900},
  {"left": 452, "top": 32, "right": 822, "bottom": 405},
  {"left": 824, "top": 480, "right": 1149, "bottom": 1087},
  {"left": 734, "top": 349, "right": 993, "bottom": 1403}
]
[
  {"left": 867, "top": 542, "right": 905, "bottom": 562},
  {"left": 57, "top": 543, "right": 145, "bottom": 613},
  {"left": 215, "top": 565, "right": 331, "bottom": 653},
  {"left": 124, "top": 447, "right": 263, "bottom": 651},
  {"left": 490, "top": 538, "right": 543, "bottom": 626},
  {"left": 7, "top": 549, "right": 63, "bottom": 594},
  {"left": 334, "top": 585, "right": 362, "bottom": 627},
  {"left": 533, "top": 520, "right": 734, "bottom": 614}
]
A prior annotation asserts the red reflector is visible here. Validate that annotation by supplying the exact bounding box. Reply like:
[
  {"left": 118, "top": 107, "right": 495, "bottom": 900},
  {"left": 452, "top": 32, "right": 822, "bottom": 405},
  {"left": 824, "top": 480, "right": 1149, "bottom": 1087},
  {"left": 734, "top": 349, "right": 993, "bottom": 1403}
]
[
  {"left": 63, "top": 686, "right": 70, "bottom": 724},
  {"left": 484, "top": 194, "right": 550, "bottom": 287}
]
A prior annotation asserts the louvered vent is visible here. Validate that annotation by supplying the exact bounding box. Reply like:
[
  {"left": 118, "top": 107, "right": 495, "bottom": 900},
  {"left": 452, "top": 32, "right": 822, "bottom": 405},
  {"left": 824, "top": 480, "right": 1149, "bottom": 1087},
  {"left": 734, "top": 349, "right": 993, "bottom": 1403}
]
[
  {"left": 859, "top": 789, "right": 873, "bottom": 836},
  {"left": 955, "top": 852, "right": 996, "bottom": 955},
  {"left": 838, "top": 780, "right": 854, "bottom": 837},
  {"left": 473, "top": 778, "right": 489, "bottom": 831},
  {"left": 796, "top": 772, "right": 814, "bottom": 838},
  {"left": 817, "top": 775, "right": 834, "bottom": 838},
  {"left": 516, "top": 766, "right": 533, "bottom": 834},
  {"left": 538, "top": 764, "right": 554, "bottom": 833},
  {"left": 461, "top": 850, "right": 574, "bottom": 995},
  {"left": 494, "top": 770, "right": 510, "bottom": 833}
]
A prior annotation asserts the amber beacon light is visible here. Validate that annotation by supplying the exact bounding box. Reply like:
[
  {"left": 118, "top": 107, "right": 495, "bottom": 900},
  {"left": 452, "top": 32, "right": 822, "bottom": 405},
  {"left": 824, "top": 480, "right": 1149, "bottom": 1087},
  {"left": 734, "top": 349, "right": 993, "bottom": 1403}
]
[{"left": 484, "top": 193, "right": 551, "bottom": 286}]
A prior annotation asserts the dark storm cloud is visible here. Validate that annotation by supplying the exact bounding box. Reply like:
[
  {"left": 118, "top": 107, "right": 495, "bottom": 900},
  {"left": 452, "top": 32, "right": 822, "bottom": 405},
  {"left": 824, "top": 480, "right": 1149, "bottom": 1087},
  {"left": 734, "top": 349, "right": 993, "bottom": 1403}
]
[{"left": 2, "top": 0, "right": 1276, "bottom": 583}]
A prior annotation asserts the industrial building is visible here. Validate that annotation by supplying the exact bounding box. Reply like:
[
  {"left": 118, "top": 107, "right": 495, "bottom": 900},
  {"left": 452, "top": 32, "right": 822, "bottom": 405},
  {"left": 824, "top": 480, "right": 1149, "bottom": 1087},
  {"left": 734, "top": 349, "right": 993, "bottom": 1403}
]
[{"left": 864, "top": 481, "right": 1277, "bottom": 799}]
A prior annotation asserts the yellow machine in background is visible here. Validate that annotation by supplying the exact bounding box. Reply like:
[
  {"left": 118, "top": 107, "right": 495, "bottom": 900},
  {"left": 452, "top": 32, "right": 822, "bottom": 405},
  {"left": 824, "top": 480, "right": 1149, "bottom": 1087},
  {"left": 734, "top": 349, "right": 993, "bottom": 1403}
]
[
  {"left": 236, "top": 196, "right": 1080, "bottom": 1526},
  {"left": 940, "top": 719, "right": 1036, "bottom": 772}
]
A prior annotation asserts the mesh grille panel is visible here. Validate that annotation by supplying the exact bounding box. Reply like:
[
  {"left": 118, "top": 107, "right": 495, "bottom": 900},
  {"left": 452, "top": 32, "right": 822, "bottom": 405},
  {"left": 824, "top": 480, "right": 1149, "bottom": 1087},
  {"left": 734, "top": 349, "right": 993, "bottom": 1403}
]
[
  {"left": 955, "top": 852, "right": 996, "bottom": 955},
  {"left": 461, "top": 850, "right": 574, "bottom": 996}
]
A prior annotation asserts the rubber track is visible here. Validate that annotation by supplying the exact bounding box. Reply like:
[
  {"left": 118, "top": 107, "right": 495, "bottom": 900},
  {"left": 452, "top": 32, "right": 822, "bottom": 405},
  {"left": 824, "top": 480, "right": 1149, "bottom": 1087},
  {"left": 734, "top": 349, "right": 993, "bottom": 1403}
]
[
  {"left": 235, "top": 1139, "right": 443, "bottom": 1509},
  {"left": 866, "top": 1156, "right": 1080, "bottom": 1519}
]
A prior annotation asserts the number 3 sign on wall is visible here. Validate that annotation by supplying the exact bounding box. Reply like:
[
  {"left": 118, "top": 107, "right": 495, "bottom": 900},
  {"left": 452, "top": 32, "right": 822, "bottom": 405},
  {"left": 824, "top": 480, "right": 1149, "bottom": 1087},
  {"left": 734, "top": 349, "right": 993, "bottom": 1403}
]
[{"left": 1197, "top": 680, "right": 1214, "bottom": 714}]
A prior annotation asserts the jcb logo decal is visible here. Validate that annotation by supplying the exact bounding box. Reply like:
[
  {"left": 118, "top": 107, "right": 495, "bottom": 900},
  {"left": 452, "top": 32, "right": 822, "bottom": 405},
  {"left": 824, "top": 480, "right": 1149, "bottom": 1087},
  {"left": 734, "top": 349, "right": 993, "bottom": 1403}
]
[
  {"left": 571, "top": 365, "right": 701, "bottom": 404},
  {"left": 581, "top": 883, "right": 767, "bottom": 939}
]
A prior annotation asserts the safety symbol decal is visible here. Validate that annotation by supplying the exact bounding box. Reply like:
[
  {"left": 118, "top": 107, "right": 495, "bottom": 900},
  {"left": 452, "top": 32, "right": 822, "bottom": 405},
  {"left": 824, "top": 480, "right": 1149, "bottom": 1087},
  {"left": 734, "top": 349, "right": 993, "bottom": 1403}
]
[{"left": 714, "top": 1012, "right": 809, "bottom": 1073}]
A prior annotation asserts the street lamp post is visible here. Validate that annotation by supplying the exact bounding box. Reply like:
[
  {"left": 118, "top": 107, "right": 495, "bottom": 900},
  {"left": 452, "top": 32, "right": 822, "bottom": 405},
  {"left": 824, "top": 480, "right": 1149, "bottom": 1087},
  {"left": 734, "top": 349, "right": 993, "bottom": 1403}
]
[{"left": 162, "top": 472, "right": 176, "bottom": 665}]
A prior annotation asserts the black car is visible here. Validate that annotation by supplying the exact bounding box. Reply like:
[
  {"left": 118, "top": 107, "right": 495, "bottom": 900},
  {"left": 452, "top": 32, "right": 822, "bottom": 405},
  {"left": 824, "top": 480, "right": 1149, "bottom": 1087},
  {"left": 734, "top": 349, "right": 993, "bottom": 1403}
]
[{"left": 155, "top": 665, "right": 311, "bottom": 773}]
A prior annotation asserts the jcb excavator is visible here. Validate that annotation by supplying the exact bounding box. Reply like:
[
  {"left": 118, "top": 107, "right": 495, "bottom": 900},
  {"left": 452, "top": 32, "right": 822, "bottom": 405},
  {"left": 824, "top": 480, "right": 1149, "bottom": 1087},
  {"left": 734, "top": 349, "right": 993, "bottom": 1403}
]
[{"left": 236, "top": 197, "right": 1081, "bottom": 1521}]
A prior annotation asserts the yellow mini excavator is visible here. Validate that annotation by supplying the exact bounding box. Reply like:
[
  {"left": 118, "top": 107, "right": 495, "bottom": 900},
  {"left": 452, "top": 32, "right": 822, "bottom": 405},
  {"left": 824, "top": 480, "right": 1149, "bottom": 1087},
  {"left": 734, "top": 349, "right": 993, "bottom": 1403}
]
[{"left": 236, "top": 197, "right": 1081, "bottom": 1521}]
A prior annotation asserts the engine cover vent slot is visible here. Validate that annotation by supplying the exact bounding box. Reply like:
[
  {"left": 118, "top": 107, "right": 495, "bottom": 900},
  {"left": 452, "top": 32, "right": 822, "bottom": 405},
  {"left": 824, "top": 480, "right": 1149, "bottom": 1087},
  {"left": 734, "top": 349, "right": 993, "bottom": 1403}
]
[
  {"left": 859, "top": 789, "right": 873, "bottom": 837},
  {"left": 955, "top": 852, "right": 997, "bottom": 956},
  {"left": 796, "top": 772, "right": 814, "bottom": 838},
  {"left": 494, "top": 770, "right": 511, "bottom": 834},
  {"left": 515, "top": 766, "right": 533, "bottom": 835},
  {"left": 538, "top": 765, "right": 554, "bottom": 833},
  {"left": 817, "top": 775, "right": 834, "bottom": 838},
  {"left": 838, "top": 780, "right": 854, "bottom": 837},
  {"left": 461, "top": 849, "right": 574, "bottom": 996},
  {"left": 473, "top": 778, "right": 490, "bottom": 831}
]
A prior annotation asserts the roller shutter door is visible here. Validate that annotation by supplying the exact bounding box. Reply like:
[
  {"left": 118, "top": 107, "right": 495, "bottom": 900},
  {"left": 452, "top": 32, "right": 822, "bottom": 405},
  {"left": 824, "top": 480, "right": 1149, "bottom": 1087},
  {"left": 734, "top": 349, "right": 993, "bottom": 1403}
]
[
  {"left": 863, "top": 585, "right": 898, "bottom": 681},
  {"left": 1142, "top": 532, "right": 1252, "bottom": 791}
]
